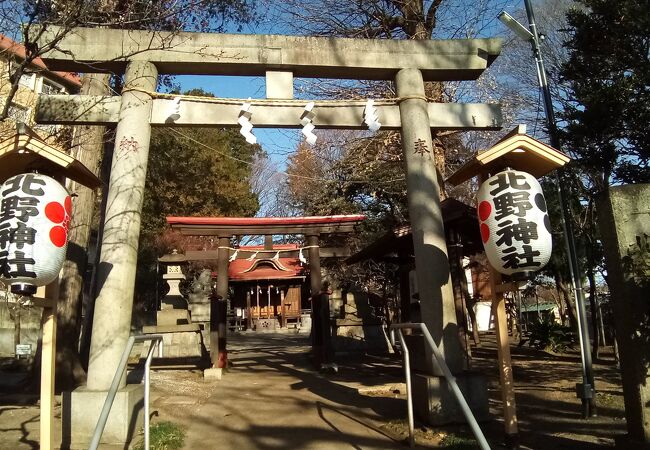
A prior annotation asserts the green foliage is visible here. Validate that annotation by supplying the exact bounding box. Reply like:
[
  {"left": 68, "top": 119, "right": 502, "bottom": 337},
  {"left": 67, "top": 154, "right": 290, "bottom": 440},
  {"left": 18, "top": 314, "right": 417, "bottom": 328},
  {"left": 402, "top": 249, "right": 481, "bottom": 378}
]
[
  {"left": 521, "top": 319, "right": 577, "bottom": 353},
  {"left": 142, "top": 129, "right": 261, "bottom": 236},
  {"left": 133, "top": 421, "right": 185, "bottom": 450},
  {"left": 560, "top": 0, "right": 649, "bottom": 187},
  {"left": 440, "top": 432, "right": 479, "bottom": 449}
]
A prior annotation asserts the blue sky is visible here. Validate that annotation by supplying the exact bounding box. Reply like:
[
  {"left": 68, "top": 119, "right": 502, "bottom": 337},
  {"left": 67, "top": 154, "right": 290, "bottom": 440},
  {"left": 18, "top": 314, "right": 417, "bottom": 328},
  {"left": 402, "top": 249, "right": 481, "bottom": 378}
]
[{"left": 174, "top": 74, "right": 302, "bottom": 167}]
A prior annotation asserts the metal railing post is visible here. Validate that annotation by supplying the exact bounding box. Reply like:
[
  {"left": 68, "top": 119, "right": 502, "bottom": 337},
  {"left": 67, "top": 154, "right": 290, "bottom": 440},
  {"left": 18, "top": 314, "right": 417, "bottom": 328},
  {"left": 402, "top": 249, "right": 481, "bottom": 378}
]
[
  {"left": 397, "top": 330, "right": 415, "bottom": 447},
  {"left": 88, "top": 334, "right": 163, "bottom": 450},
  {"left": 143, "top": 339, "right": 161, "bottom": 450},
  {"left": 391, "top": 323, "right": 491, "bottom": 450}
]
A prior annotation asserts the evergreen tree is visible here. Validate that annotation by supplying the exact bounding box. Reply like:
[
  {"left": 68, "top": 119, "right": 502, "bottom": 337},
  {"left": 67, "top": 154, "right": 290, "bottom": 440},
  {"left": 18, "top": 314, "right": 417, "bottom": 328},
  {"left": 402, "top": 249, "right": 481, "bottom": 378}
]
[{"left": 561, "top": 0, "right": 649, "bottom": 189}]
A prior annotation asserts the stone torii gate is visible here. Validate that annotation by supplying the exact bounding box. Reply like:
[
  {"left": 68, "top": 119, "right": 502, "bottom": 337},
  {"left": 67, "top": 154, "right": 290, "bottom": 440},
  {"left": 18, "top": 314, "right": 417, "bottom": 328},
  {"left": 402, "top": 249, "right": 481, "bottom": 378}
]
[{"left": 34, "top": 26, "right": 503, "bottom": 446}]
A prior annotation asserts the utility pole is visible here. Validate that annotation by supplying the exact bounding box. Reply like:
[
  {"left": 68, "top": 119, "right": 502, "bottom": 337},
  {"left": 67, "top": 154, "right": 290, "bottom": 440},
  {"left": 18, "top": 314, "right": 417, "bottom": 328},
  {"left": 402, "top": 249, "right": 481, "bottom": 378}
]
[{"left": 500, "top": 1, "right": 596, "bottom": 418}]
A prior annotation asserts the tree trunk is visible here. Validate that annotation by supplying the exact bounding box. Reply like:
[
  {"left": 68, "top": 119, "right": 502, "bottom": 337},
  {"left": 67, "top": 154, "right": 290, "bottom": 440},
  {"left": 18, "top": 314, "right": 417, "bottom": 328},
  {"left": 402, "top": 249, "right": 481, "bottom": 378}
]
[
  {"left": 555, "top": 270, "right": 578, "bottom": 329},
  {"left": 554, "top": 291, "right": 567, "bottom": 325},
  {"left": 55, "top": 73, "right": 109, "bottom": 391},
  {"left": 587, "top": 263, "right": 600, "bottom": 361},
  {"left": 597, "top": 185, "right": 650, "bottom": 443},
  {"left": 466, "top": 296, "right": 481, "bottom": 346}
]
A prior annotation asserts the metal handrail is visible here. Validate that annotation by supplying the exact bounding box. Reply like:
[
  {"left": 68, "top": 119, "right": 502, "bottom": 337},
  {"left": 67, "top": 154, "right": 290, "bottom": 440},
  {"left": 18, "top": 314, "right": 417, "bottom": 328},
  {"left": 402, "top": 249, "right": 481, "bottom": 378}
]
[
  {"left": 88, "top": 334, "right": 163, "bottom": 450},
  {"left": 390, "top": 323, "right": 490, "bottom": 450}
]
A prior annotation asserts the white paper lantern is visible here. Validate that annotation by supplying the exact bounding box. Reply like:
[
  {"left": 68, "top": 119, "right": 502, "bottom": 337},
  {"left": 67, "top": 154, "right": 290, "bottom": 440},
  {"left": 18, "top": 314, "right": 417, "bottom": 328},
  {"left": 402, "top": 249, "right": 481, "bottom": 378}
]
[
  {"left": 477, "top": 169, "right": 552, "bottom": 278},
  {"left": 0, "top": 173, "right": 71, "bottom": 295}
]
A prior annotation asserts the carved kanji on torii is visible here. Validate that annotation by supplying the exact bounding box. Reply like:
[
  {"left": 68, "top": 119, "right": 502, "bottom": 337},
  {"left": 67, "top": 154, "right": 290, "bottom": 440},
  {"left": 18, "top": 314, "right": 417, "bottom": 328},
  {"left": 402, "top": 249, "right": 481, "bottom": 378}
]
[{"left": 33, "top": 26, "right": 504, "bottom": 446}]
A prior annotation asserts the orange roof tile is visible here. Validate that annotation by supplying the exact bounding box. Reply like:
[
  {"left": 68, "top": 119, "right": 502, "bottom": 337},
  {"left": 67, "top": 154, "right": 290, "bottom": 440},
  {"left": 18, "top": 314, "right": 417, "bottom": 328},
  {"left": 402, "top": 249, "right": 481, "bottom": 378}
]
[{"left": 0, "top": 34, "right": 81, "bottom": 89}]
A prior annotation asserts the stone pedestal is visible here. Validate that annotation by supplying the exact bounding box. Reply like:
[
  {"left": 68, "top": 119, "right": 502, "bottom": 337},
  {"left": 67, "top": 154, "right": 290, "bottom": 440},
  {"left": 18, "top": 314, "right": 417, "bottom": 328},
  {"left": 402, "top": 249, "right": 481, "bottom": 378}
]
[
  {"left": 204, "top": 367, "right": 224, "bottom": 381},
  {"left": 157, "top": 308, "right": 191, "bottom": 326},
  {"left": 402, "top": 332, "right": 489, "bottom": 425},
  {"left": 412, "top": 372, "right": 489, "bottom": 425},
  {"left": 254, "top": 318, "right": 279, "bottom": 332},
  {"left": 63, "top": 384, "right": 143, "bottom": 448},
  {"left": 142, "top": 325, "right": 204, "bottom": 359},
  {"left": 188, "top": 296, "right": 210, "bottom": 323},
  {"left": 333, "top": 291, "right": 388, "bottom": 352},
  {"left": 298, "top": 314, "right": 312, "bottom": 334}
]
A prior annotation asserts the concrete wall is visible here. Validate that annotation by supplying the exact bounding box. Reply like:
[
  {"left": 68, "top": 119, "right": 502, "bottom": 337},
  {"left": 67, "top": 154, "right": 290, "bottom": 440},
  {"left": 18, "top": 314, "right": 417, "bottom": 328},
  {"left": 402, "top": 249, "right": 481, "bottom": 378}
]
[{"left": 0, "top": 301, "right": 42, "bottom": 357}]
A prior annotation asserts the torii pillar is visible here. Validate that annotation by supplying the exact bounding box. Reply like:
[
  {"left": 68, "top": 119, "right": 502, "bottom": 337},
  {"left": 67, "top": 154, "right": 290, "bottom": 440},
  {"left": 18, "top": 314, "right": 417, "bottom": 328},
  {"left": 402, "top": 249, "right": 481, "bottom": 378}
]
[
  {"left": 205, "top": 236, "right": 230, "bottom": 379},
  {"left": 70, "top": 61, "right": 158, "bottom": 447},
  {"left": 396, "top": 68, "right": 465, "bottom": 374}
]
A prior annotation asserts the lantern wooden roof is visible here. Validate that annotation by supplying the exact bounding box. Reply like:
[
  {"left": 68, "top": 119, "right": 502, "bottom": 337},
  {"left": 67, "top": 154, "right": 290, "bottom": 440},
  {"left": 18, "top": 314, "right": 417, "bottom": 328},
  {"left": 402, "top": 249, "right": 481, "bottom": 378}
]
[
  {"left": 446, "top": 125, "right": 570, "bottom": 186},
  {"left": 0, "top": 126, "right": 101, "bottom": 188}
]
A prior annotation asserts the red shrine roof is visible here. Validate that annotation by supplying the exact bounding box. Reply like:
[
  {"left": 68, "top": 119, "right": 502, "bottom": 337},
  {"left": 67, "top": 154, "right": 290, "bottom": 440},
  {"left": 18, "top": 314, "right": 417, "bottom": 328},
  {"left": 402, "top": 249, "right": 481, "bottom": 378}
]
[
  {"left": 166, "top": 215, "right": 366, "bottom": 226},
  {"left": 228, "top": 258, "right": 305, "bottom": 281},
  {"left": 223, "top": 244, "right": 307, "bottom": 282}
]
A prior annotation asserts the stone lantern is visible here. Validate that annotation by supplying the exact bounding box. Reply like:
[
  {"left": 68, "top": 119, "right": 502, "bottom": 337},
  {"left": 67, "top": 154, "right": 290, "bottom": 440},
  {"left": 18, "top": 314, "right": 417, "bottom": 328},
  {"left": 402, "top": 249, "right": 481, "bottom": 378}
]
[
  {"left": 143, "top": 249, "right": 204, "bottom": 361},
  {"left": 158, "top": 249, "right": 188, "bottom": 312}
]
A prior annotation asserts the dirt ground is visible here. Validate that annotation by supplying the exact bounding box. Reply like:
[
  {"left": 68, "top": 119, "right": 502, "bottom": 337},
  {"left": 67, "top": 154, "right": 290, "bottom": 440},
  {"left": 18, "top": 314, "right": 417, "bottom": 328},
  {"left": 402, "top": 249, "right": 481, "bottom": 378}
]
[
  {"left": 148, "top": 332, "right": 627, "bottom": 449},
  {"left": 0, "top": 331, "right": 627, "bottom": 449}
]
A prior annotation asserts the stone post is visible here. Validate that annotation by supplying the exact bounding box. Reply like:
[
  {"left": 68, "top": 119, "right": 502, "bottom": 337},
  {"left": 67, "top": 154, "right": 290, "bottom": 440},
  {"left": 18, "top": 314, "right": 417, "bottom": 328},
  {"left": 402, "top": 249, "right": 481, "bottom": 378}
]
[
  {"left": 398, "top": 250, "right": 412, "bottom": 323},
  {"left": 395, "top": 68, "right": 464, "bottom": 374},
  {"left": 87, "top": 61, "right": 158, "bottom": 389},
  {"left": 67, "top": 61, "right": 157, "bottom": 448},
  {"left": 597, "top": 184, "right": 650, "bottom": 446}
]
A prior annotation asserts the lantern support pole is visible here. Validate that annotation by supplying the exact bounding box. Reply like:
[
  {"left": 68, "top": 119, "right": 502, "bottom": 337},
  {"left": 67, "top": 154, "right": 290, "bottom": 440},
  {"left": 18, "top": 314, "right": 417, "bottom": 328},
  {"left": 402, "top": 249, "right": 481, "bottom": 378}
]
[
  {"left": 38, "top": 280, "right": 59, "bottom": 450},
  {"left": 40, "top": 305, "right": 56, "bottom": 450},
  {"left": 479, "top": 172, "right": 519, "bottom": 448},
  {"left": 513, "top": 0, "right": 596, "bottom": 418}
]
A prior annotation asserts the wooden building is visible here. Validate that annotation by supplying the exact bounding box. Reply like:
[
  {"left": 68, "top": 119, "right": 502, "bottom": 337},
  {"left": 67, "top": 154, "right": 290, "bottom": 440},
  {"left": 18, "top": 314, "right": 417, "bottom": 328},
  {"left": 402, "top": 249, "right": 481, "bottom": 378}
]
[{"left": 223, "top": 244, "right": 308, "bottom": 330}]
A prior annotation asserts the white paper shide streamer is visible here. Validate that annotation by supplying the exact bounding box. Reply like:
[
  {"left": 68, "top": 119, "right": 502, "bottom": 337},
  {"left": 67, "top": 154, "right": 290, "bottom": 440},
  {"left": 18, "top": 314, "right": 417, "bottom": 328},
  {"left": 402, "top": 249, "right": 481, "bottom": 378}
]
[
  {"left": 363, "top": 99, "right": 381, "bottom": 131},
  {"left": 238, "top": 99, "right": 257, "bottom": 144},
  {"left": 168, "top": 96, "right": 182, "bottom": 122},
  {"left": 300, "top": 102, "right": 317, "bottom": 145},
  {"left": 477, "top": 169, "right": 552, "bottom": 278},
  {"left": 0, "top": 173, "right": 72, "bottom": 295}
]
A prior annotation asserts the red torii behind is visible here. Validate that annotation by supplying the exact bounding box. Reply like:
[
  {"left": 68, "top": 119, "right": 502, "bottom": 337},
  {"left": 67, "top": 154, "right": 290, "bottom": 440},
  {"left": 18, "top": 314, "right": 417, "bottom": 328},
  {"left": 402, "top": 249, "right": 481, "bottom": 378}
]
[{"left": 166, "top": 215, "right": 365, "bottom": 373}]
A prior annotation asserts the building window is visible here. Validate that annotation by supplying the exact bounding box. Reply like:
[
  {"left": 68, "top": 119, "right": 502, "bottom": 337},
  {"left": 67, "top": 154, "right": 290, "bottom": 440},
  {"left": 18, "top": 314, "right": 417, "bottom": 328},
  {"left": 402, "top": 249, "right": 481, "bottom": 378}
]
[
  {"left": 7, "top": 103, "right": 31, "bottom": 123},
  {"left": 41, "top": 80, "right": 64, "bottom": 95}
]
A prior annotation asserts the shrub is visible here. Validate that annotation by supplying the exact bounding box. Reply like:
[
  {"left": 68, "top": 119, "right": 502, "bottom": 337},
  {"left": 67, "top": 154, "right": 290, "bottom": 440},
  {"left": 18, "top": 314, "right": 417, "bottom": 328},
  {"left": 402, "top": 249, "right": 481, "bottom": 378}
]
[{"left": 520, "top": 319, "right": 576, "bottom": 353}]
